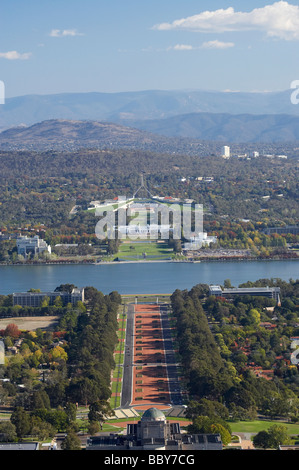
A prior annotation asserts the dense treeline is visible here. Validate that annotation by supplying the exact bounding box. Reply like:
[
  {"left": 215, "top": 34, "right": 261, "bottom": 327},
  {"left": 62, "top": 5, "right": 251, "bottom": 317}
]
[
  {"left": 171, "top": 281, "right": 299, "bottom": 423},
  {"left": 0, "top": 149, "right": 297, "bottom": 230},
  {"left": 170, "top": 286, "right": 234, "bottom": 399},
  {"left": 0, "top": 287, "right": 122, "bottom": 441},
  {"left": 65, "top": 288, "right": 121, "bottom": 405},
  {"left": 0, "top": 148, "right": 297, "bottom": 263}
]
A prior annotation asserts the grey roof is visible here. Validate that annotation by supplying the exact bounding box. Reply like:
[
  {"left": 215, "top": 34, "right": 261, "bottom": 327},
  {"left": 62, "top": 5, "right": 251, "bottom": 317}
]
[
  {"left": 141, "top": 407, "right": 166, "bottom": 422},
  {"left": 0, "top": 442, "right": 39, "bottom": 450}
]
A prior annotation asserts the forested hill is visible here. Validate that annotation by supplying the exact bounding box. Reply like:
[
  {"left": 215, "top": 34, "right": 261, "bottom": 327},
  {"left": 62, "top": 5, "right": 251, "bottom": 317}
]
[
  {"left": 1, "top": 89, "right": 299, "bottom": 147},
  {"left": 0, "top": 119, "right": 161, "bottom": 149},
  {"left": 0, "top": 119, "right": 217, "bottom": 155},
  {"left": 124, "top": 112, "right": 299, "bottom": 143},
  {"left": 1, "top": 118, "right": 299, "bottom": 157}
]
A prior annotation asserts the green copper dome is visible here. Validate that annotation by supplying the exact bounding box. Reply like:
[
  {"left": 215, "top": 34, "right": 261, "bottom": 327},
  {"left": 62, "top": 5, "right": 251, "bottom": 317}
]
[{"left": 141, "top": 407, "right": 166, "bottom": 422}]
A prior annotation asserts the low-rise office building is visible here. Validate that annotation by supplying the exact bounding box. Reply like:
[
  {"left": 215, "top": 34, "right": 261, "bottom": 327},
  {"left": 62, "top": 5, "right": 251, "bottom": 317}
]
[
  {"left": 209, "top": 285, "right": 281, "bottom": 303},
  {"left": 13, "top": 288, "right": 84, "bottom": 307}
]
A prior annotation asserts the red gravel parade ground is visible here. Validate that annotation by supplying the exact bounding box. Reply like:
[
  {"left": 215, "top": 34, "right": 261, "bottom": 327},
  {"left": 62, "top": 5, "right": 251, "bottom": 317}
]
[{"left": 131, "top": 304, "right": 172, "bottom": 411}]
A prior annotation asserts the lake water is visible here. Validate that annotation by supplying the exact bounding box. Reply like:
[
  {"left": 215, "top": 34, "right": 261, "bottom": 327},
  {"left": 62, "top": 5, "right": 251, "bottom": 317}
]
[{"left": 0, "top": 260, "right": 298, "bottom": 295}]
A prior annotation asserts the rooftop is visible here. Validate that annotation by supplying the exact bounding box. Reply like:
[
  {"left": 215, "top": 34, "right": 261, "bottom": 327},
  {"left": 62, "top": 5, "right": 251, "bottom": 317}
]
[{"left": 141, "top": 407, "right": 166, "bottom": 422}]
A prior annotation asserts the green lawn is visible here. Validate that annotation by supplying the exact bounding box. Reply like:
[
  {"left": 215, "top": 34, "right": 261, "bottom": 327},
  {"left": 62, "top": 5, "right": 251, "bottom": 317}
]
[
  {"left": 116, "top": 241, "right": 173, "bottom": 260},
  {"left": 114, "top": 353, "right": 124, "bottom": 363},
  {"left": 111, "top": 381, "right": 122, "bottom": 394},
  {"left": 117, "top": 328, "right": 126, "bottom": 341},
  {"left": 110, "top": 395, "right": 121, "bottom": 408},
  {"left": 113, "top": 367, "right": 123, "bottom": 379},
  {"left": 101, "top": 423, "right": 123, "bottom": 433},
  {"left": 229, "top": 420, "right": 299, "bottom": 436}
]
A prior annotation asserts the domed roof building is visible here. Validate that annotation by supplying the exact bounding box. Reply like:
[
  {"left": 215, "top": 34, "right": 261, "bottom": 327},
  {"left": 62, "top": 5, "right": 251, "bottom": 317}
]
[
  {"left": 87, "top": 406, "right": 223, "bottom": 451},
  {"left": 141, "top": 407, "right": 166, "bottom": 422}
]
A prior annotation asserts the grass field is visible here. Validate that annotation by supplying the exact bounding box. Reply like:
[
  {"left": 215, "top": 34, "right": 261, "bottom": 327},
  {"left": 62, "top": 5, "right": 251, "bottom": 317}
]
[
  {"left": 0, "top": 316, "right": 59, "bottom": 331},
  {"left": 116, "top": 241, "right": 174, "bottom": 261},
  {"left": 229, "top": 420, "right": 299, "bottom": 435},
  {"left": 110, "top": 308, "right": 127, "bottom": 408}
]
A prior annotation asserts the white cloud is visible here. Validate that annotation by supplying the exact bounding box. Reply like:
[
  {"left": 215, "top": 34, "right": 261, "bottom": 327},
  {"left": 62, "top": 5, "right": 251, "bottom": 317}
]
[
  {"left": 166, "top": 41, "right": 234, "bottom": 51},
  {"left": 169, "top": 44, "right": 194, "bottom": 51},
  {"left": 49, "top": 29, "right": 84, "bottom": 37},
  {"left": 0, "top": 51, "right": 32, "bottom": 60},
  {"left": 201, "top": 40, "right": 235, "bottom": 49},
  {"left": 153, "top": 1, "right": 299, "bottom": 40}
]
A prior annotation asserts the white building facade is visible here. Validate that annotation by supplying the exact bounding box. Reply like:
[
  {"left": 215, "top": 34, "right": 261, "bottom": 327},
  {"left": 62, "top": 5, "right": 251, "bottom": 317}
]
[{"left": 16, "top": 236, "right": 51, "bottom": 258}]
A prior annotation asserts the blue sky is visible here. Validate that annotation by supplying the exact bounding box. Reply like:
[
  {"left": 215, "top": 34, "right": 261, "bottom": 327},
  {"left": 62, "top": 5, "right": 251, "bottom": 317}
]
[{"left": 1, "top": 0, "right": 299, "bottom": 97}]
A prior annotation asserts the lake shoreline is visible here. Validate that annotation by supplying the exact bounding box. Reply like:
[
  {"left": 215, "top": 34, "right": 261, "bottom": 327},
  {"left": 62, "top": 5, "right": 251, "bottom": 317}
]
[
  {"left": 0, "top": 255, "right": 297, "bottom": 267},
  {"left": 0, "top": 258, "right": 298, "bottom": 296}
]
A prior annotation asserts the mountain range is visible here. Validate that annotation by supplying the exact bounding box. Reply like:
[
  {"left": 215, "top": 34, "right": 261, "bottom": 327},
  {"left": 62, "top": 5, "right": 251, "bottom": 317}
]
[
  {"left": 0, "top": 88, "right": 298, "bottom": 127},
  {"left": 125, "top": 112, "right": 299, "bottom": 143},
  {"left": 1, "top": 89, "right": 299, "bottom": 145},
  {"left": 0, "top": 118, "right": 297, "bottom": 158}
]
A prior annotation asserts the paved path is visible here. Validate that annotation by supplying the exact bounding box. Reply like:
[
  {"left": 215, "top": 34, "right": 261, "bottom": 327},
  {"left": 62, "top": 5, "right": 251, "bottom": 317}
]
[{"left": 228, "top": 433, "right": 255, "bottom": 449}]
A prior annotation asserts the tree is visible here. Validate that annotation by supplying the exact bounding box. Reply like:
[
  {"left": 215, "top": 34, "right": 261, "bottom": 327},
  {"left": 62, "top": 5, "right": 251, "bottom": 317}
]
[
  {"left": 253, "top": 430, "right": 271, "bottom": 449},
  {"left": 65, "top": 402, "right": 77, "bottom": 424},
  {"left": 75, "top": 300, "right": 86, "bottom": 314},
  {"left": 10, "top": 406, "right": 31, "bottom": 438},
  {"left": 186, "top": 399, "right": 228, "bottom": 421},
  {"left": 87, "top": 420, "right": 100, "bottom": 436},
  {"left": 267, "top": 424, "right": 290, "bottom": 449},
  {"left": 45, "top": 378, "right": 67, "bottom": 408},
  {"left": 30, "top": 416, "right": 56, "bottom": 441},
  {"left": 253, "top": 424, "right": 290, "bottom": 449},
  {"left": 187, "top": 415, "right": 231, "bottom": 439},
  {"left": 55, "top": 284, "right": 76, "bottom": 293},
  {"left": 224, "top": 279, "right": 232, "bottom": 288},
  {"left": 60, "top": 427, "right": 82, "bottom": 450},
  {"left": 88, "top": 400, "right": 113, "bottom": 430},
  {"left": 41, "top": 296, "right": 50, "bottom": 308},
  {"left": 53, "top": 296, "right": 63, "bottom": 308},
  {"left": 0, "top": 385, "right": 8, "bottom": 406},
  {"left": 4, "top": 323, "right": 21, "bottom": 339},
  {"left": 210, "top": 423, "right": 231, "bottom": 446},
  {"left": 260, "top": 392, "right": 291, "bottom": 419},
  {"left": 50, "top": 345, "right": 68, "bottom": 362},
  {"left": 30, "top": 389, "right": 51, "bottom": 411},
  {"left": 0, "top": 421, "right": 17, "bottom": 442},
  {"left": 48, "top": 409, "right": 69, "bottom": 432},
  {"left": 225, "top": 385, "right": 256, "bottom": 410},
  {"left": 107, "top": 239, "right": 119, "bottom": 255},
  {"left": 248, "top": 308, "right": 261, "bottom": 327}
]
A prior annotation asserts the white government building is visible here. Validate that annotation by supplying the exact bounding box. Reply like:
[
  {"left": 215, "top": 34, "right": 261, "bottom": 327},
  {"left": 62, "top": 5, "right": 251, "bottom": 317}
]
[{"left": 16, "top": 235, "right": 51, "bottom": 258}]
